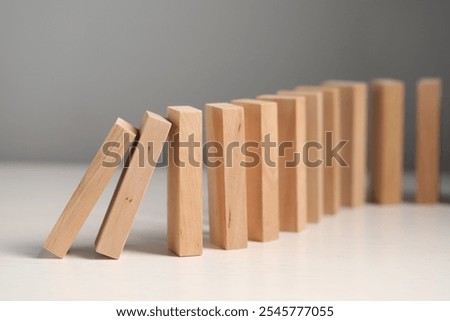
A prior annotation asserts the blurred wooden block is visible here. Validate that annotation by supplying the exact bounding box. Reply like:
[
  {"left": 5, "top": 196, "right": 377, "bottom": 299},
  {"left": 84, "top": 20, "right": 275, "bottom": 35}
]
[
  {"left": 370, "top": 79, "right": 405, "bottom": 204},
  {"left": 256, "top": 95, "right": 307, "bottom": 231},
  {"left": 416, "top": 78, "right": 442, "bottom": 203},
  {"left": 323, "top": 80, "right": 368, "bottom": 207},
  {"left": 205, "top": 103, "right": 247, "bottom": 249},
  {"left": 277, "top": 90, "right": 324, "bottom": 223},
  {"left": 167, "top": 106, "right": 203, "bottom": 256},
  {"left": 95, "top": 111, "right": 171, "bottom": 259},
  {"left": 231, "top": 99, "right": 279, "bottom": 242},
  {"left": 44, "top": 118, "right": 138, "bottom": 258}
]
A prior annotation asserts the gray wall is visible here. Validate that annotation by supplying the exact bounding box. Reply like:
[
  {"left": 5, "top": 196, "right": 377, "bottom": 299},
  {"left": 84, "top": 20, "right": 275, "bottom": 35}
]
[{"left": 1, "top": 0, "right": 449, "bottom": 171}]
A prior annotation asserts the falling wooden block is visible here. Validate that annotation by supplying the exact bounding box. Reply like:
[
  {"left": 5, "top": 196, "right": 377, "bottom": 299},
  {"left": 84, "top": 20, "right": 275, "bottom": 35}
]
[
  {"left": 43, "top": 118, "right": 137, "bottom": 258},
  {"left": 416, "top": 78, "right": 442, "bottom": 203},
  {"left": 369, "top": 79, "right": 405, "bottom": 204},
  {"left": 322, "top": 80, "right": 368, "bottom": 207},
  {"left": 231, "top": 99, "right": 279, "bottom": 242},
  {"left": 95, "top": 111, "right": 171, "bottom": 259},
  {"left": 256, "top": 95, "right": 307, "bottom": 231},
  {"left": 205, "top": 103, "right": 247, "bottom": 249},
  {"left": 167, "top": 106, "right": 203, "bottom": 256},
  {"left": 277, "top": 90, "right": 324, "bottom": 223}
]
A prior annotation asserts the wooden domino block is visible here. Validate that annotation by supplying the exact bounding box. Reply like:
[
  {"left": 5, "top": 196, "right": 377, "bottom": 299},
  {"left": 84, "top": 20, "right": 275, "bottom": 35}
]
[
  {"left": 231, "top": 99, "right": 279, "bottom": 242},
  {"left": 167, "top": 106, "right": 203, "bottom": 256},
  {"left": 205, "top": 103, "right": 247, "bottom": 249},
  {"left": 277, "top": 90, "right": 324, "bottom": 223},
  {"left": 370, "top": 79, "right": 405, "bottom": 204},
  {"left": 416, "top": 78, "right": 442, "bottom": 203},
  {"left": 322, "top": 81, "right": 368, "bottom": 207},
  {"left": 95, "top": 111, "right": 171, "bottom": 259},
  {"left": 256, "top": 95, "right": 307, "bottom": 231},
  {"left": 44, "top": 118, "right": 137, "bottom": 258}
]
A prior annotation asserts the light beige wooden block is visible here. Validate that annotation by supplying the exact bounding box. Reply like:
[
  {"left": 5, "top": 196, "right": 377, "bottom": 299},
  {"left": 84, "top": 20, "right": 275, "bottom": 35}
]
[
  {"left": 231, "top": 99, "right": 279, "bottom": 242},
  {"left": 167, "top": 106, "right": 203, "bottom": 256},
  {"left": 416, "top": 78, "right": 442, "bottom": 203},
  {"left": 370, "top": 79, "right": 405, "bottom": 204},
  {"left": 256, "top": 95, "right": 307, "bottom": 231},
  {"left": 43, "top": 118, "right": 137, "bottom": 258},
  {"left": 95, "top": 111, "right": 171, "bottom": 259},
  {"left": 277, "top": 90, "right": 324, "bottom": 223},
  {"left": 205, "top": 103, "right": 247, "bottom": 249},
  {"left": 323, "top": 80, "right": 368, "bottom": 207}
]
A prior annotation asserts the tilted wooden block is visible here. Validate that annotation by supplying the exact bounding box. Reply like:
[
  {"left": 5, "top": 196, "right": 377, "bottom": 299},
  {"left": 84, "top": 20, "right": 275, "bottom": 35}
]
[
  {"left": 256, "top": 95, "right": 307, "bottom": 231},
  {"left": 416, "top": 78, "right": 442, "bottom": 203},
  {"left": 323, "top": 80, "right": 368, "bottom": 207},
  {"left": 167, "top": 106, "right": 203, "bottom": 256},
  {"left": 370, "top": 79, "right": 405, "bottom": 204},
  {"left": 95, "top": 111, "right": 171, "bottom": 259},
  {"left": 205, "top": 103, "right": 248, "bottom": 249},
  {"left": 231, "top": 99, "right": 279, "bottom": 242},
  {"left": 44, "top": 118, "right": 138, "bottom": 258}
]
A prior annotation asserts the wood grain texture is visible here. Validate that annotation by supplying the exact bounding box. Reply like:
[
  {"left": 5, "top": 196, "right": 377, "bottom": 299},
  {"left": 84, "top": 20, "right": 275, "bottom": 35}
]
[
  {"left": 416, "top": 78, "right": 442, "bottom": 203},
  {"left": 205, "top": 103, "right": 248, "bottom": 249},
  {"left": 95, "top": 111, "right": 171, "bottom": 259},
  {"left": 44, "top": 118, "right": 138, "bottom": 258},
  {"left": 167, "top": 106, "right": 203, "bottom": 256},
  {"left": 256, "top": 95, "right": 307, "bottom": 231},
  {"left": 323, "top": 81, "right": 368, "bottom": 207},
  {"left": 370, "top": 79, "right": 405, "bottom": 204},
  {"left": 231, "top": 99, "right": 279, "bottom": 242}
]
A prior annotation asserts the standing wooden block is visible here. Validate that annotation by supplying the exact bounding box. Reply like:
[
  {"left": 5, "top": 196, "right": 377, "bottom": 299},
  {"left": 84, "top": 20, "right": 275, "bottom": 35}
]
[
  {"left": 416, "top": 78, "right": 442, "bottom": 203},
  {"left": 44, "top": 118, "right": 138, "bottom": 258},
  {"left": 256, "top": 95, "right": 307, "bottom": 231},
  {"left": 167, "top": 106, "right": 203, "bottom": 256},
  {"left": 95, "top": 111, "right": 171, "bottom": 259},
  {"left": 277, "top": 90, "right": 324, "bottom": 223},
  {"left": 231, "top": 99, "right": 279, "bottom": 242},
  {"left": 370, "top": 79, "right": 405, "bottom": 204},
  {"left": 322, "top": 81, "right": 368, "bottom": 207},
  {"left": 205, "top": 103, "right": 247, "bottom": 249}
]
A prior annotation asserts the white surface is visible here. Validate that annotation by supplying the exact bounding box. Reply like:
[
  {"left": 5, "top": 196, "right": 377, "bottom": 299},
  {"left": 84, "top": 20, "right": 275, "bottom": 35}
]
[{"left": 0, "top": 163, "right": 449, "bottom": 300}]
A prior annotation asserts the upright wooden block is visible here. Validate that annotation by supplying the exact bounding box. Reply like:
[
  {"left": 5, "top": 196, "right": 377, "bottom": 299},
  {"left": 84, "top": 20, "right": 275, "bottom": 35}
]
[
  {"left": 369, "top": 79, "right": 405, "bottom": 204},
  {"left": 167, "top": 106, "right": 203, "bottom": 256},
  {"left": 323, "top": 81, "right": 368, "bottom": 207},
  {"left": 231, "top": 99, "right": 279, "bottom": 242},
  {"left": 277, "top": 90, "right": 324, "bottom": 223},
  {"left": 95, "top": 111, "right": 171, "bottom": 259},
  {"left": 416, "top": 78, "right": 442, "bottom": 203},
  {"left": 44, "top": 118, "right": 138, "bottom": 258},
  {"left": 256, "top": 95, "right": 307, "bottom": 231},
  {"left": 205, "top": 103, "right": 247, "bottom": 249}
]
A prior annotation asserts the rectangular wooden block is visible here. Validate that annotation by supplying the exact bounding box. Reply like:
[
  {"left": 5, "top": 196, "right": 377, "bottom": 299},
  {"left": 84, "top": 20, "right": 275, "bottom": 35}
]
[
  {"left": 167, "top": 106, "right": 203, "bottom": 256},
  {"left": 44, "top": 118, "right": 138, "bottom": 258},
  {"left": 231, "top": 99, "right": 279, "bottom": 242},
  {"left": 323, "top": 80, "right": 368, "bottom": 207},
  {"left": 278, "top": 90, "right": 324, "bottom": 223},
  {"left": 95, "top": 111, "right": 172, "bottom": 259},
  {"left": 256, "top": 95, "right": 307, "bottom": 231},
  {"left": 205, "top": 103, "right": 248, "bottom": 249},
  {"left": 416, "top": 78, "right": 442, "bottom": 203},
  {"left": 370, "top": 79, "right": 405, "bottom": 204}
]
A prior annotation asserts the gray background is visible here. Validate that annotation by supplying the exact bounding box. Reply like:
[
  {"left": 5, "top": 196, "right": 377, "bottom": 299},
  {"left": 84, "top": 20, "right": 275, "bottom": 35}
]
[{"left": 0, "top": 0, "right": 449, "bottom": 171}]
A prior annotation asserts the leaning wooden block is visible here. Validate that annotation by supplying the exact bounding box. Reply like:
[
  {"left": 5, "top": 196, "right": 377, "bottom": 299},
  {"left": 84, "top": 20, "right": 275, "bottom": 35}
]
[
  {"left": 322, "top": 80, "right": 368, "bottom": 207},
  {"left": 231, "top": 99, "right": 279, "bottom": 242},
  {"left": 95, "top": 111, "right": 171, "bottom": 259},
  {"left": 44, "top": 118, "right": 138, "bottom": 258},
  {"left": 370, "top": 79, "right": 405, "bottom": 204},
  {"left": 256, "top": 95, "right": 307, "bottom": 231},
  {"left": 416, "top": 78, "right": 442, "bottom": 203},
  {"left": 167, "top": 106, "right": 203, "bottom": 256},
  {"left": 205, "top": 103, "right": 248, "bottom": 250}
]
